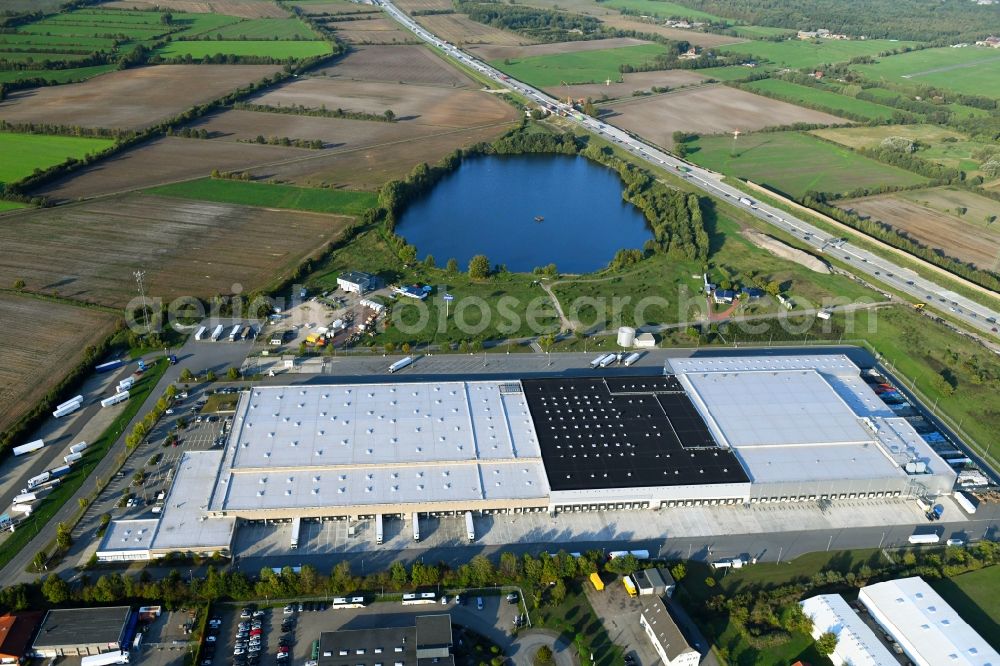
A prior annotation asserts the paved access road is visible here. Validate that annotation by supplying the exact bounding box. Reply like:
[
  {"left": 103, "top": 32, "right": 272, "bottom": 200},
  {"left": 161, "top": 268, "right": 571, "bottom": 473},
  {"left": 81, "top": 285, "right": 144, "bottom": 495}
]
[{"left": 377, "top": 0, "right": 1000, "bottom": 340}]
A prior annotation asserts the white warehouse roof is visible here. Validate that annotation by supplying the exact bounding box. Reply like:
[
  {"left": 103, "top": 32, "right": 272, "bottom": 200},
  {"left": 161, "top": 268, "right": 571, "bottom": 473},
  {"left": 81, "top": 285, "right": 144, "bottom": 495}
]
[
  {"left": 800, "top": 594, "right": 897, "bottom": 666},
  {"left": 859, "top": 577, "right": 1000, "bottom": 666},
  {"left": 209, "top": 381, "right": 549, "bottom": 512},
  {"left": 153, "top": 450, "right": 235, "bottom": 551}
]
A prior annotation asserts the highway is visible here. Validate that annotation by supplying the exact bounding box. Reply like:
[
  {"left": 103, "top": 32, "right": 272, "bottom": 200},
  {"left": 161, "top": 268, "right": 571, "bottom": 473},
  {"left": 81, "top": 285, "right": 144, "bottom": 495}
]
[{"left": 379, "top": 0, "right": 1000, "bottom": 339}]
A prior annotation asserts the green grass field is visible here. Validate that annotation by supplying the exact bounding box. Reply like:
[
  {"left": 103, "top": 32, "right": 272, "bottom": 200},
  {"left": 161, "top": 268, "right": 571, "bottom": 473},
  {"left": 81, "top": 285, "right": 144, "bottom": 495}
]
[
  {"left": 0, "top": 33, "right": 118, "bottom": 49},
  {"left": 155, "top": 39, "right": 331, "bottom": 60},
  {"left": 148, "top": 178, "right": 377, "bottom": 216},
  {"left": 721, "top": 38, "right": 918, "bottom": 70},
  {"left": 931, "top": 567, "right": 1000, "bottom": 650},
  {"left": 0, "top": 51, "right": 94, "bottom": 63},
  {"left": 0, "top": 133, "right": 116, "bottom": 186},
  {"left": 0, "top": 201, "right": 27, "bottom": 212},
  {"left": 745, "top": 78, "right": 902, "bottom": 120},
  {"left": 168, "top": 12, "right": 260, "bottom": 38},
  {"left": 730, "top": 25, "right": 795, "bottom": 39},
  {"left": 193, "top": 18, "right": 319, "bottom": 40},
  {"left": 602, "top": 0, "right": 723, "bottom": 22},
  {"left": 687, "top": 131, "right": 927, "bottom": 198},
  {"left": 0, "top": 64, "right": 115, "bottom": 84},
  {"left": 855, "top": 46, "right": 1000, "bottom": 99},
  {"left": 697, "top": 64, "right": 760, "bottom": 80},
  {"left": 491, "top": 43, "right": 668, "bottom": 88}
]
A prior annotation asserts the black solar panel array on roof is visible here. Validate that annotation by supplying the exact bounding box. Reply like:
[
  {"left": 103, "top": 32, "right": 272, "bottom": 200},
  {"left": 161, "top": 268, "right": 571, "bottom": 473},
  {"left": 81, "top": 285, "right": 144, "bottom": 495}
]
[
  {"left": 605, "top": 376, "right": 683, "bottom": 394},
  {"left": 522, "top": 377, "right": 749, "bottom": 492}
]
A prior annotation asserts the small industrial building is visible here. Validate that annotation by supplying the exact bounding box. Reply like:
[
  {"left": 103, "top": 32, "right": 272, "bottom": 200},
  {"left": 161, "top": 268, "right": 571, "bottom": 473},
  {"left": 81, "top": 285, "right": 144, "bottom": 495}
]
[
  {"left": 317, "top": 614, "right": 453, "bottom": 666},
  {"left": 337, "top": 271, "right": 376, "bottom": 294},
  {"left": 32, "top": 607, "right": 134, "bottom": 657},
  {"left": 639, "top": 597, "right": 699, "bottom": 666},
  {"left": 0, "top": 612, "right": 43, "bottom": 663},
  {"left": 858, "top": 576, "right": 1000, "bottom": 666},
  {"left": 633, "top": 567, "right": 677, "bottom": 598},
  {"left": 799, "top": 594, "right": 896, "bottom": 666}
]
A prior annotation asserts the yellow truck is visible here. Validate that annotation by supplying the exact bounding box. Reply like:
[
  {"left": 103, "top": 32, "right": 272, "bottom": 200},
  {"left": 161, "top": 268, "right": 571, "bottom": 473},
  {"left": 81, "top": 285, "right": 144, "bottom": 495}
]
[
  {"left": 623, "top": 575, "right": 637, "bottom": 598},
  {"left": 589, "top": 572, "right": 605, "bottom": 591}
]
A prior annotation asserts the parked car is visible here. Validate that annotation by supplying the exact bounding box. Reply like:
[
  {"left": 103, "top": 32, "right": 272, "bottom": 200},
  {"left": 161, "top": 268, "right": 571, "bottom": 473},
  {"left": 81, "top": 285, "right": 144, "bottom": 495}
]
[
  {"left": 283, "top": 605, "right": 295, "bottom": 615},
  {"left": 506, "top": 592, "right": 519, "bottom": 604},
  {"left": 477, "top": 597, "right": 484, "bottom": 611}
]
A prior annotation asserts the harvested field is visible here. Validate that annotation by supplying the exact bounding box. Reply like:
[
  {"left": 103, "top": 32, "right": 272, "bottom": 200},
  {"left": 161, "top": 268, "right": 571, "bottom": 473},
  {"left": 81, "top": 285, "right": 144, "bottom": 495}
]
[
  {"left": 329, "top": 16, "right": 420, "bottom": 44},
  {"left": 599, "top": 15, "right": 745, "bottom": 47},
  {"left": 0, "top": 64, "right": 281, "bottom": 130},
  {"left": 840, "top": 191, "right": 1000, "bottom": 269},
  {"left": 469, "top": 37, "right": 651, "bottom": 61},
  {"left": 193, "top": 109, "right": 434, "bottom": 145},
  {"left": 0, "top": 293, "right": 119, "bottom": 437},
  {"left": 742, "top": 230, "right": 830, "bottom": 273},
  {"left": 395, "top": 0, "right": 453, "bottom": 11},
  {"left": 31, "top": 137, "right": 306, "bottom": 202},
  {"left": 415, "top": 13, "right": 534, "bottom": 46},
  {"left": 100, "top": 0, "right": 289, "bottom": 18},
  {"left": 314, "top": 45, "right": 473, "bottom": 87},
  {"left": 249, "top": 123, "right": 517, "bottom": 189},
  {"left": 0, "top": 194, "right": 353, "bottom": 307},
  {"left": 246, "top": 78, "right": 515, "bottom": 127},
  {"left": 602, "top": 84, "right": 845, "bottom": 145},
  {"left": 553, "top": 70, "right": 706, "bottom": 101},
  {"left": 293, "top": 0, "right": 382, "bottom": 14}
]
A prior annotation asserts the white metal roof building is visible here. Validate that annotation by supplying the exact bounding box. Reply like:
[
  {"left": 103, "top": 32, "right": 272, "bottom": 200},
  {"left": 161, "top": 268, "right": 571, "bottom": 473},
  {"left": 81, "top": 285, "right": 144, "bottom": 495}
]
[
  {"left": 800, "top": 594, "right": 898, "bottom": 666},
  {"left": 859, "top": 577, "right": 1000, "bottom": 666},
  {"left": 207, "top": 381, "right": 551, "bottom": 519},
  {"left": 669, "top": 356, "right": 957, "bottom": 501}
]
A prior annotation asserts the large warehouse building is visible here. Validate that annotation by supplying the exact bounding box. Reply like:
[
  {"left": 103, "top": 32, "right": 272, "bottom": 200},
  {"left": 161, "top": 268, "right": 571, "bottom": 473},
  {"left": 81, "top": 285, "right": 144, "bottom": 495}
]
[{"left": 97, "top": 354, "right": 959, "bottom": 559}]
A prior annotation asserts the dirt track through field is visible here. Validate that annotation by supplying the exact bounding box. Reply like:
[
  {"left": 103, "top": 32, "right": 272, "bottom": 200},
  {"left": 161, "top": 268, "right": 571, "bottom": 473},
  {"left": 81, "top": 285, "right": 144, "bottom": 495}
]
[
  {"left": 0, "top": 195, "right": 353, "bottom": 307},
  {"left": 0, "top": 293, "right": 118, "bottom": 437},
  {"left": 840, "top": 194, "right": 1000, "bottom": 269},
  {"left": 0, "top": 65, "right": 282, "bottom": 130}
]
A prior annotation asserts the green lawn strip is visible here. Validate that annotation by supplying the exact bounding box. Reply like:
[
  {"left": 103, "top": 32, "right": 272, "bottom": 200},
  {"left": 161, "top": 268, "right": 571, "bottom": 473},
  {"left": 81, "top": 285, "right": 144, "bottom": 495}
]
[
  {"left": 0, "top": 201, "right": 27, "bottom": 212},
  {"left": 0, "top": 34, "right": 119, "bottom": 49},
  {"left": 744, "top": 78, "right": 902, "bottom": 121},
  {"left": 720, "top": 38, "right": 919, "bottom": 70},
  {"left": 854, "top": 46, "right": 1000, "bottom": 99},
  {"left": 0, "top": 65, "right": 116, "bottom": 84},
  {"left": 0, "top": 132, "right": 116, "bottom": 186},
  {"left": 0, "top": 51, "right": 94, "bottom": 62},
  {"left": 490, "top": 43, "right": 669, "bottom": 88},
  {"left": 698, "top": 64, "right": 764, "bottom": 81},
  {"left": 194, "top": 17, "right": 320, "bottom": 40},
  {"left": 166, "top": 12, "right": 249, "bottom": 38},
  {"left": 0, "top": 358, "right": 168, "bottom": 572},
  {"left": 147, "top": 178, "right": 377, "bottom": 216},
  {"left": 687, "top": 131, "right": 926, "bottom": 199},
  {"left": 602, "top": 0, "right": 723, "bottom": 22},
  {"left": 155, "top": 39, "right": 331, "bottom": 59},
  {"left": 930, "top": 567, "right": 1000, "bottom": 651}
]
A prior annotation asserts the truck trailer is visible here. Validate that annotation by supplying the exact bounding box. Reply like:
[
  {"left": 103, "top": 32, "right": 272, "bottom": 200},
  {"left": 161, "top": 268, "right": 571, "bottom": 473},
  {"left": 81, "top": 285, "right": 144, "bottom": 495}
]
[
  {"left": 81, "top": 651, "right": 129, "bottom": 666},
  {"left": 95, "top": 359, "right": 125, "bottom": 373},
  {"left": 12, "top": 439, "right": 45, "bottom": 456},
  {"left": 49, "top": 465, "right": 71, "bottom": 479},
  {"left": 64, "top": 452, "right": 83, "bottom": 464},
  {"left": 908, "top": 533, "right": 940, "bottom": 545},
  {"left": 955, "top": 491, "right": 977, "bottom": 515},
  {"left": 229, "top": 324, "right": 242, "bottom": 341},
  {"left": 465, "top": 511, "right": 475, "bottom": 542},
  {"left": 210, "top": 324, "right": 225, "bottom": 341},
  {"left": 375, "top": 514, "right": 384, "bottom": 545},
  {"left": 598, "top": 353, "right": 617, "bottom": 368},
  {"left": 101, "top": 391, "right": 130, "bottom": 408},
  {"left": 55, "top": 395, "right": 84, "bottom": 411},
  {"left": 69, "top": 441, "right": 88, "bottom": 454},
  {"left": 389, "top": 356, "right": 414, "bottom": 374},
  {"left": 623, "top": 352, "right": 642, "bottom": 367},
  {"left": 290, "top": 517, "right": 301, "bottom": 550},
  {"left": 52, "top": 400, "right": 82, "bottom": 419},
  {"left": 194, "top": 326, "right": 207, "bottom": 341},
  {"left": 26, "top": 472, "right": 50, "bottom": 490},
  {"left": 118, "top": 377, "right": 135, "bottom": 392},
  {"left": 412, "top": 512, "right": 420, "bottom": 541}
]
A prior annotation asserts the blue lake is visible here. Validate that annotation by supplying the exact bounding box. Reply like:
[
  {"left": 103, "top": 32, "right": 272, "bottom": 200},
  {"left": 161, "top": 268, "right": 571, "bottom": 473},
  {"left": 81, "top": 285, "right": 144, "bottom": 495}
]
[{"left": 395, "top": 155, "right": 652, "bottom": 273}]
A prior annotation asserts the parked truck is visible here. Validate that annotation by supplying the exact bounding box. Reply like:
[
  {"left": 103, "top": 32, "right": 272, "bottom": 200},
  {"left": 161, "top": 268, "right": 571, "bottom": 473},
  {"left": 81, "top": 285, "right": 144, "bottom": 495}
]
[
  {"left": 465, "top": 511, "right": 475, "bottom": 542},
  {"left": 194, "top": 326, "right": 207, "bottom": 341},
  {"left": 49, "top": 465, "right": 71, "bottom": 479},
  {"left": 908, "top": 532, "right": 940, "bottom": 545},
  {"left": 589, "top": 572, "right": 605, "bottom": 591},
  {"left": 55, "top": 395, "right": 84, "bottom": 412},
  {"left": 64, "top": 452, "right": 83, "bottom": 464},
  {"left": 12, "top": 439, "right": 45, "bottom": 456},
  {"left": 52, "top": 400, "right": 82, "bottom": 418},
  {"left": 598, "top": 353, "right": 617, "bottom": 368},
  {"left": 26, "top": 472, "right": 51, "bottom": 490},
  {"left": 955, "top": 491, "right": 977, "bottom": 515},
  {"left": 69, "top": 441, "right": 88, "bottom": 454},
  {"left": 927, "top": 504, "right": 944, "bottom": 521},
  {"left": 210, "top": 324, "right": 224, "bottom": 341},
  {"left": 118, "top": 377, "right": 135, "bottom": 392},
  {"left": 389, "top": 357, "right": 414, "bottom": 374},
  {"left": 290, "top": 517, "right": 301, "bottom": 550},
  {"left": 412, "top": 512, "right": 420, "bottom": 541},
  {"left": 623, "top": 352, "right": 642, "bottom": 367},
  {"left": 95, "top": 359, "right": 125, "bottom": 373},
  {"left": 101, "top": 391, "right": 130, "bottom": 408},
  {"left": 738, "top": 197, "right": 755, "bottom": 207},
  {"left": 590, "top": 354, "right": 607, "bottom": 368},
  {"left": 375, "top": 514, "right": 384, "bottom": 545},
  {"left": 81, "top": 651, "right": 129, "bottom": 666},
  {"left": 623, "top": 576, "right": 637, "bottom": 598},
  {"left": 229, "top": 324, "right": 242, "bottom": 341}
]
